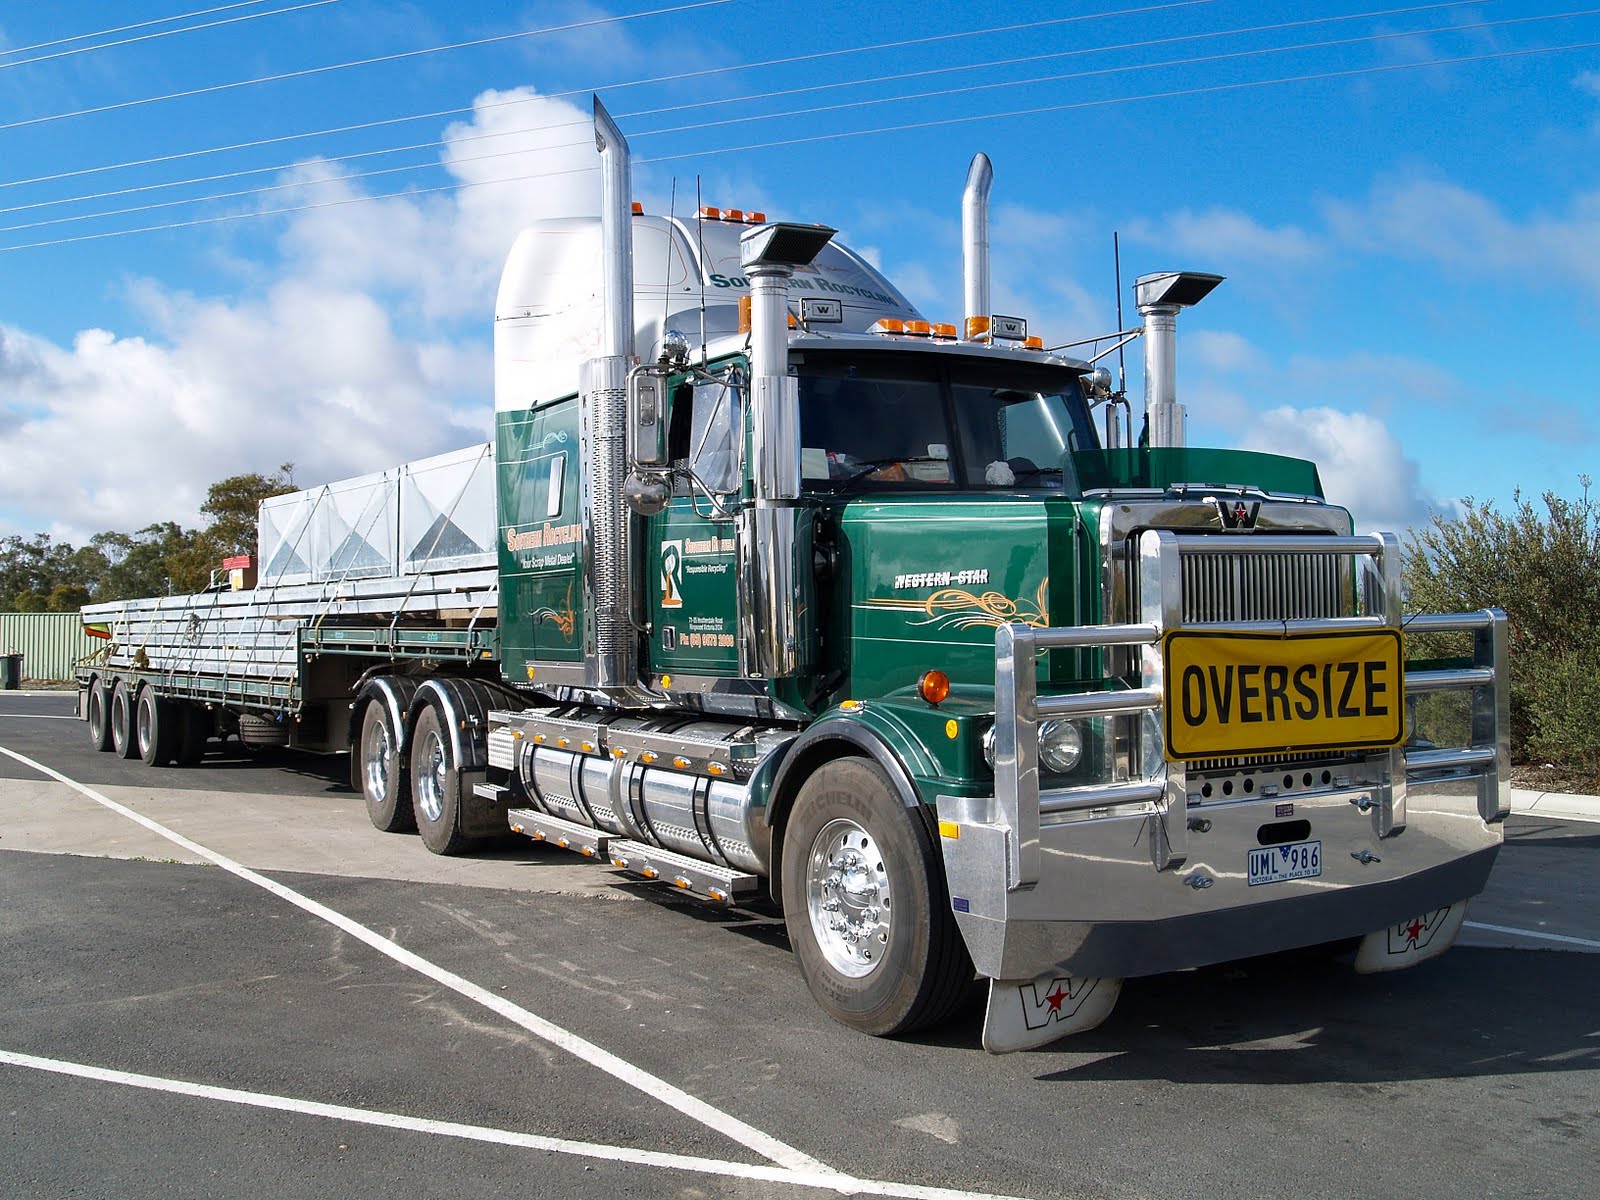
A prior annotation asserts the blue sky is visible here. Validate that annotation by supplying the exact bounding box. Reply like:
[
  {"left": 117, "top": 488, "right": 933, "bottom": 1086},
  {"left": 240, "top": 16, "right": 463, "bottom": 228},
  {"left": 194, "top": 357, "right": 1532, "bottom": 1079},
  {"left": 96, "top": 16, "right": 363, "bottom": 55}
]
[{"left": 1, "top": 0, "right": 1596, "bottom": 543}]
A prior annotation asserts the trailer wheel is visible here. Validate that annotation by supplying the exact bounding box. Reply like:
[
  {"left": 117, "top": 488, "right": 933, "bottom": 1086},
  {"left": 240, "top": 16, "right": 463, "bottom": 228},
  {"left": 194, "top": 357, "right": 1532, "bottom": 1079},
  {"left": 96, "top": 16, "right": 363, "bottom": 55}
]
[
  {"left": 360, "top": 699, "right": 414, "bottom": 833},
  {"left": 411, "top": 703, "right": 471, "bottom": 855},
  {"left": 86, "top": 678, "right": 113, "bottom": 752},
  {"left": 136, "top": 686, "right": 178, "bottom": 766},
  {"left": 110, "top": 681, "right": 141, "bottom": 760},
  {"left": 780, "top": 757, "right": 973, "bottom": 1036},
  {"left": 175, "top": 704, "right": 211, "bottom": 766}
]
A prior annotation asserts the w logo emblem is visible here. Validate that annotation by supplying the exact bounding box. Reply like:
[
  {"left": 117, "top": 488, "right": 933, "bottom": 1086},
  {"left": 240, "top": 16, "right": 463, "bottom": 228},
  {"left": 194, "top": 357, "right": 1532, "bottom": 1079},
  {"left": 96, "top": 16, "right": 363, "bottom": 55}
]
[{"left": 1215, "top": 499, "right": 1261, "bottom": 529}]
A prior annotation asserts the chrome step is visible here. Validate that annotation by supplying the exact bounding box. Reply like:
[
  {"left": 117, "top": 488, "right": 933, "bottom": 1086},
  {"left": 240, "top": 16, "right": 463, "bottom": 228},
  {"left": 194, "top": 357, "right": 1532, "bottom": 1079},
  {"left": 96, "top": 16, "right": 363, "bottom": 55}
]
[
  {"left": 606, "top": 838, "right": 759, "bottom": 903},
  {"left": 506, "top": 807, "right": 610, "bottom": 859}
]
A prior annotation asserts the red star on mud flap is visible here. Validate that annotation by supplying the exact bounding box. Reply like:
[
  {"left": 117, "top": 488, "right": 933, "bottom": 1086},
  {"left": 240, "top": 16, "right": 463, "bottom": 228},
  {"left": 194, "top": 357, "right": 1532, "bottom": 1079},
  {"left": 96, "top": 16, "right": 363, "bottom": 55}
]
[
  {"left": 1387, "top": 908, "right": 1448, "bottom": 955},
  {"left": 1021, "top": 975, "right": 1098, "bottom": 1030}
]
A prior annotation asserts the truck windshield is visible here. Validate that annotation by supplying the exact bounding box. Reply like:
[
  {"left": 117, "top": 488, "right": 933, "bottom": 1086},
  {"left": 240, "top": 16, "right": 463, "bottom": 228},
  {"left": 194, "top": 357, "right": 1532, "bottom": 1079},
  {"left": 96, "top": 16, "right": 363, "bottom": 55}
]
[{"left": 795, "top": 350, "right": 1095, "bottom": 491}]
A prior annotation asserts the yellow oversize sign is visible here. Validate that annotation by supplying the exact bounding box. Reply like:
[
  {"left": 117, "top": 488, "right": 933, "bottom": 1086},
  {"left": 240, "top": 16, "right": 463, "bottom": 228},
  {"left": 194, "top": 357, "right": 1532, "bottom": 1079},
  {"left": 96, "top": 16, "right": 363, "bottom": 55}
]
[{"left": 1162, "top": 628, "right": 1405, "bottom": 760}]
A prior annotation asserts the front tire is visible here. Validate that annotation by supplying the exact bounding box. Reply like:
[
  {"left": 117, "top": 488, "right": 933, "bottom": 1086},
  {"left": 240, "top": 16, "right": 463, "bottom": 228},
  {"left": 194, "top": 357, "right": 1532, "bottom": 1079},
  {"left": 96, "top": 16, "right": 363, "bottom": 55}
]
[
  {"left": 410, "top": 703, "right": 470, "bottom": 855},
  {"left": 780, "top": 757, "right": 973, "bottom": 1036},
  {"left": 110, "top": 681, "right": 140, "bottom": 760},
  {"left": 360, "top": 698, "right": 414, "bottom": 833}
]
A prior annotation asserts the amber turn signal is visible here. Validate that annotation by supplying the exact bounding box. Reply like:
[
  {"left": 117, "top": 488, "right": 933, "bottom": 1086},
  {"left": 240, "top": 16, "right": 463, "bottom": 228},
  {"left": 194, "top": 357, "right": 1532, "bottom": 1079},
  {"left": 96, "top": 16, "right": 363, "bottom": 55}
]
[{"left": 918, "top": 669, "right": 951, "bottom": 706}]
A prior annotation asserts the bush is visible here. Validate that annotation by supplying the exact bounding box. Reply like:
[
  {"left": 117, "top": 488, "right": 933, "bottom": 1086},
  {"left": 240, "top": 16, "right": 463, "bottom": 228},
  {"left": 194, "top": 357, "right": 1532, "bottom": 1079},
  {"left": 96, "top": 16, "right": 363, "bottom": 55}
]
[{"left": 1404, "top": 479, "right": 1600, "bottom": 784}]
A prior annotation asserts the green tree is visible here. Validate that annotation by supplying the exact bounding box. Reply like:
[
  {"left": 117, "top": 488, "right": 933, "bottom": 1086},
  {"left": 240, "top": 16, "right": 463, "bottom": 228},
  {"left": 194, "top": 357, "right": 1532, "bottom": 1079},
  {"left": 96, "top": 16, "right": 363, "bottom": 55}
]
[
  {"left": 1405, "top": 479, "right": 1600, "bottom": 780},
  {"left": 0, "top": 533, "right": 79, "bottom": 610},
  {"left": 199, "top": 463, "right": 295, "bottom": 559}
]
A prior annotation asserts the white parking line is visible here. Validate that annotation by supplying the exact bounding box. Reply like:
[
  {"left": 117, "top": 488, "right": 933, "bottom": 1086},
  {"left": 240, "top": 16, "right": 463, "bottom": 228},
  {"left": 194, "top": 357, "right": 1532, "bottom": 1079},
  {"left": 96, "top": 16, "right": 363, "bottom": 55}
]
[
  {"left": 0, "top": 714, "right": 79, "bottom": 719},
  {"left": 1464, "top": 921, "right": 1600, "bottom": 950},
  {"left": 0, "top": 1048, "right": 1028, "bottom": 1200},
  {"left": 0, "top": 744, "right": 830, "bottom": 1177}
]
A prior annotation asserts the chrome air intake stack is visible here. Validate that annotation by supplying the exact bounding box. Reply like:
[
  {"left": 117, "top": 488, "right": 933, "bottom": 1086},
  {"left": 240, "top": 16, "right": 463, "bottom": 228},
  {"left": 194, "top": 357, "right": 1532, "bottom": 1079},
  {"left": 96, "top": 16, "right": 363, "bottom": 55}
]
[
  {"left": 737, "top": 222, "right": 835, "bottom": 678},
  {"left": 962, "top": 153, "right": 993, "bottom": 339},
  {"left": 585, "top": 97, "right": 638, "bottom": 692},
  {"left": 1135, "top": 271, "right": 1223, "bottom": 449}
]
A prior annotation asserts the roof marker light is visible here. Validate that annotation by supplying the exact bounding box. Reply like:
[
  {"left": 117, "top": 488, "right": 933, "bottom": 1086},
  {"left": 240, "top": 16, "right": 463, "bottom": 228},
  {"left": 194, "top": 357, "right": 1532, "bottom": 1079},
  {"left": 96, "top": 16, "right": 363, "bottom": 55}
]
[
  {"left": 933, "top": 322, "right": 958, "bottom": 339},
  {"left": 1024, "top": 335, "right": 1044, "bottom": 351},
  {"left": 631, "top": 201, "right": 643, "bottom": 215},
  {"left": 869, "top": 318, "right": 905, "bottom": 335},
  {"left": 699, "top": 205, "right": 721, "bottom": 220},
  {"left": 965, "top": 315, "right": 991, "bottom": 341},
  {"left": 906, "top": 320, "right": 932, "bottom": 337}
]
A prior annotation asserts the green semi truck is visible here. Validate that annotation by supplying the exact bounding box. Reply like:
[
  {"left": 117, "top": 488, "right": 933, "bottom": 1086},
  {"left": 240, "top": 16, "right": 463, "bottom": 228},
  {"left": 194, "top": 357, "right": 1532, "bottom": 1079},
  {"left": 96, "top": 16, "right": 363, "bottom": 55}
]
[{"left": 79, "top": 100, "right": 1508, "bottom": 1052}]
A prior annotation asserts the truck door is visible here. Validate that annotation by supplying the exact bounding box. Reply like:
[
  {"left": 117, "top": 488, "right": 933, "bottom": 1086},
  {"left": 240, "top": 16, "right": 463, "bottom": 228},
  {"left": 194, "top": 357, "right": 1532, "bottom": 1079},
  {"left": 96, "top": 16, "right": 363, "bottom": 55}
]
[{"left": 646, "top": 369, "right": 743, "bottom": 680}]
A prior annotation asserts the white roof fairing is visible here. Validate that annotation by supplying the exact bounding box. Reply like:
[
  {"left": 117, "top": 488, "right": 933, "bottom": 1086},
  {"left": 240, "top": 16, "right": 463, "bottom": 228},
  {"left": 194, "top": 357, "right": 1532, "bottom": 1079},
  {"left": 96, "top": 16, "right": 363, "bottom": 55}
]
[{"left": 494, "top": 214, "right": 929, "bottom": 412}]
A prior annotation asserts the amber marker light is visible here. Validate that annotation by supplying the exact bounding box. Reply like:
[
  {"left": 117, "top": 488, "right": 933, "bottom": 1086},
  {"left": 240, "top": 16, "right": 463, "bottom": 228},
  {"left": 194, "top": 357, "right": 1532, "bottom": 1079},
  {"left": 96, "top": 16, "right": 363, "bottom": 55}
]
[
  {"left": 1024, "top": 335, "right": 1044, "bottom": 350},
  {"left": 965, "top": 315, "right": 990, "bottom": 340},
  {"left": 738, "top": 295, "right": 752, "bottom": 333},
  {"left": 631, "top": 201, "right": 643, "bottom": 215},
  {"left": 918, "top": 669, "right": 951, "bottom": 706}
]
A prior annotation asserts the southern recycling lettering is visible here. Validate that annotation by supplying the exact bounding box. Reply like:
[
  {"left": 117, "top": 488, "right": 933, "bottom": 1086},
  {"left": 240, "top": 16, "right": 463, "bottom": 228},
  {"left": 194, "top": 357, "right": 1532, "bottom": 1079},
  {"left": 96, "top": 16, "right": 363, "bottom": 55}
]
[
  {"left": 1162, "top": 629, "right": 1405, "bottom": 759},
  {"left": 707, "top": 273, "right": 898, "bottom": 306}
]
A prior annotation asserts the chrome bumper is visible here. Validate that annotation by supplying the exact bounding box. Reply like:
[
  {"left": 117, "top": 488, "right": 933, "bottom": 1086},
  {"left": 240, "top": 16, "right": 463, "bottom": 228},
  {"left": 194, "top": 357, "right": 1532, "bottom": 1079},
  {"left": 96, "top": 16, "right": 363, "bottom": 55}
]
[
  {"left": 944, "top": 530, "right": 1509, "bottom": 982},
  {"left": 938, "top": 775, "right": 1501, "bottom": 980}
]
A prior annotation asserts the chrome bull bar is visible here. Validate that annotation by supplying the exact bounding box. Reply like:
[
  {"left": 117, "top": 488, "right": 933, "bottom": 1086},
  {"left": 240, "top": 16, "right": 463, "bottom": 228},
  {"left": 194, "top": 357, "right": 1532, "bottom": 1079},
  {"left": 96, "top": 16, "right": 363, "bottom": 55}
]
[{"left": 994, "top": 529, "right": 1509, "bottom": 892}]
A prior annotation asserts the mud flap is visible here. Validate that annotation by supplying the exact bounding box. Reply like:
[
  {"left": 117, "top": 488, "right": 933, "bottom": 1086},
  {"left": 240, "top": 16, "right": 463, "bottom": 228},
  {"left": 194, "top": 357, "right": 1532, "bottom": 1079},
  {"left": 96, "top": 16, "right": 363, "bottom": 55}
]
[
  {"left": 1353, "top": 900, "right": 1469, "bottom": 974},
  {"left": 981, "top": 972, "right": 1123, "bottom": 1053}
]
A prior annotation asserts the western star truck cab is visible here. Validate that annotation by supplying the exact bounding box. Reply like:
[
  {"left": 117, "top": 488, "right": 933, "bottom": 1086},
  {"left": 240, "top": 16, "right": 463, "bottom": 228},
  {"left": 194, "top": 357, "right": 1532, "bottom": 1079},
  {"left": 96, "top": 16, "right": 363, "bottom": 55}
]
[{"left": 80, "top": 100, "right": 1508, "bottom": 1052}]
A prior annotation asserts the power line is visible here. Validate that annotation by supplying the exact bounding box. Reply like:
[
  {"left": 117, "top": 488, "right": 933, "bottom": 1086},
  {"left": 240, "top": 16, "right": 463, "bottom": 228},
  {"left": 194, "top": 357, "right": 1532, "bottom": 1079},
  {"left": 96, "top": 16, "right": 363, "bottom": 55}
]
[
  {"left": 0, "top": 0, "right": 741, "bottom": 134},
  {"left": 0, "top": 0, "right": 1497, "bottom": 220},
  {"left": 4, "top": 34, "right": 1594, "bottom": 254},
  {"left": 0, "top": 1, "right": 342, "bottom": 72},
  {"left": 0, "top": 0, "right": 1222, "bottom": 191},
  {"left": 0, "top": 1, "right": 278, "bottom": 58}
]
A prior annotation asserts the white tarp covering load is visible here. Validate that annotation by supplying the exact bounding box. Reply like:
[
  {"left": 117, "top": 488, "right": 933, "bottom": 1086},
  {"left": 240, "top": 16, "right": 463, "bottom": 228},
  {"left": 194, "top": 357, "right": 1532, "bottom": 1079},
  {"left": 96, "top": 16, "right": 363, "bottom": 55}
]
[
  {"left": 257, "top": 444, "right": 495, "bottom": 586},
  {"left": 400, "top": 444, "right": 495, "bottom": 573}
]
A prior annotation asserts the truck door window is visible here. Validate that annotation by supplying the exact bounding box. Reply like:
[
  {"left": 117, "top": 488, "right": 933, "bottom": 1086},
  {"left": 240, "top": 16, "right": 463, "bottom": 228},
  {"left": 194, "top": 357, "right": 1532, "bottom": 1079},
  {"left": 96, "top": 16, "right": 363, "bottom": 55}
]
[{"left": 688, "top": 374, "right": 741, "bottom": 495}]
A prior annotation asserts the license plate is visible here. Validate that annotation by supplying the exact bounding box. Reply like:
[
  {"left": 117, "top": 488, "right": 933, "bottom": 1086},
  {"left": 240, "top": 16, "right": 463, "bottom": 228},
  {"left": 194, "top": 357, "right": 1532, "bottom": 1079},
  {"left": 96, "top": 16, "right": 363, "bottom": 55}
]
[
  {"left": 1248, "top": 839, "right": 1322, "bottom": 886},
  {"left": 1163, "top": 628, "right": 1404, "bottom": 759}
]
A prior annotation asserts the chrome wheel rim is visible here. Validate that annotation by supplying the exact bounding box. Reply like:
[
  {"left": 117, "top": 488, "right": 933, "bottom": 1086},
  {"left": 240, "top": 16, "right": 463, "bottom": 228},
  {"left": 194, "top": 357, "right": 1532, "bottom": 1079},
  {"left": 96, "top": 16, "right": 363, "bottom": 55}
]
[
  {"left": 415, "top": 728, "right": 446, "bottom": 824},
  {"left": 362, "top": 717, "right": 393, "bottom": 802},
  {"left": 805, "top": 817, "right": 891, "bottom": 978}
]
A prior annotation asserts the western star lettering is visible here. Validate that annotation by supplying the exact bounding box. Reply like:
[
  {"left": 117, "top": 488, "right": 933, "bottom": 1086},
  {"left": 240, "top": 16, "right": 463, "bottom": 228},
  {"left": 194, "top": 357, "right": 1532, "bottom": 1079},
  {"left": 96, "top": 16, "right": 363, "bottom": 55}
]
[{"left": 1177, "top": 659, "right": 1390, "bottom": 728}]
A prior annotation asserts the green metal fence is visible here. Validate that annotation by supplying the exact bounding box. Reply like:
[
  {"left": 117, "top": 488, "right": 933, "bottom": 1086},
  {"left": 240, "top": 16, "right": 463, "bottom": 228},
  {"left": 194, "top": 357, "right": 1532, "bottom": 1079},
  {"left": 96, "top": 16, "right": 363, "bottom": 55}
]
[{"left": 0, "top": 613, "right": 96, "bottom": 683}]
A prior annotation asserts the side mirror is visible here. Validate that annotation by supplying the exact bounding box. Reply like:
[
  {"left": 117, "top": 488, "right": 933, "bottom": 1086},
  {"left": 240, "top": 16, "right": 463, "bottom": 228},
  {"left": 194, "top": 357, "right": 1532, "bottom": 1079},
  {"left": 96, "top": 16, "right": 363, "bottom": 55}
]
[{"left": 627, "top": 365, "right": 669, "bottom": 468}]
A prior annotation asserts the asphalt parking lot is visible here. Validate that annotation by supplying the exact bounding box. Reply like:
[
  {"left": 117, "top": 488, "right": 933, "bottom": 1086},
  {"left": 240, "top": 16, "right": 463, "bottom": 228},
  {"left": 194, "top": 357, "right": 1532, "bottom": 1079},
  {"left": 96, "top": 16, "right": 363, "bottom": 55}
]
[{"left": 3, "top": 689, "right": 1598, "bottom": 1199}]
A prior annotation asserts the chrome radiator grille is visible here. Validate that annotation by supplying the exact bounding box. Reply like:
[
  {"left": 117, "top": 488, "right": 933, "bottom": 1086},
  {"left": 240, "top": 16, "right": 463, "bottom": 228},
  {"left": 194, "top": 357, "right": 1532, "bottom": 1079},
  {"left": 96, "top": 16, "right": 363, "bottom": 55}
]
[{"left": 1178, "top": 544, "right": 1352, "bottom": 623}]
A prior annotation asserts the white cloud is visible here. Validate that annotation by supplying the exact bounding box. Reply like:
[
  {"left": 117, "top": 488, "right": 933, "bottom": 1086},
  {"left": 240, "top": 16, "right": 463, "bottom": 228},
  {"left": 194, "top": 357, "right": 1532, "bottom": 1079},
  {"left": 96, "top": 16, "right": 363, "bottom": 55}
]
[
  {"left": 1323, "top": 177, "right": 1600, "bottom": 300},
  {"left": 1238, "top": 406, "right": 1449, "bottom": 533},
  {"left": 0, "top": 88, "right": 596, "bottom": 543},
  {"left": 1125, "top": 207, "right": 1321, "bottom": 268}
]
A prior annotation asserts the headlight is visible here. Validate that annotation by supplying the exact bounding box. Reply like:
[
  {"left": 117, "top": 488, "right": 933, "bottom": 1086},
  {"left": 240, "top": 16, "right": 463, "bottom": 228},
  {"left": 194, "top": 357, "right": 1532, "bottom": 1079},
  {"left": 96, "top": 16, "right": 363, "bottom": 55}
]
[
  {"left": 982, "top": 719, "right": 1084, "bottom": 774},
  {"left": 1038, "top": 719, "right": 1083, "bottom": 774}
]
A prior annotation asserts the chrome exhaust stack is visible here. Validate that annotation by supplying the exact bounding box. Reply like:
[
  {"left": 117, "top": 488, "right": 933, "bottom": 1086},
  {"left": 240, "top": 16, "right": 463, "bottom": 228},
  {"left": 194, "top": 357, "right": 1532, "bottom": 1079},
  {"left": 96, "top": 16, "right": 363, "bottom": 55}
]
[
  {"left": 1134, "top": 271, "right": 1223, "bottom": 449},
  {"left": 962, "top": 153, "right": 993, "bottom": 340},
  {"left": 583, "top": 97, "right": 640, "bottom": 693}
]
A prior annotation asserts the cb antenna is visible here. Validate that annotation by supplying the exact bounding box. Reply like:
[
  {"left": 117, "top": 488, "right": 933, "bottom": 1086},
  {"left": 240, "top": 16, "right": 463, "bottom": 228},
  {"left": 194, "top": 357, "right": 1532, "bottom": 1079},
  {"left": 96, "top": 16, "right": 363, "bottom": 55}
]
[
  {"left": 1113, "top": 230, "right": 1127, "bottom": 396},
  {"left": 695, "top": 175, "right": 708, "bottom": 367}
]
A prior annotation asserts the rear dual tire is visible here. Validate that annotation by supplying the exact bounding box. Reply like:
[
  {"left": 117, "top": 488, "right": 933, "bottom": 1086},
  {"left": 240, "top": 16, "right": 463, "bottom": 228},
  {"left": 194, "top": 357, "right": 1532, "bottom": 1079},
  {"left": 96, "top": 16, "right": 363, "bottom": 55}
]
[{"left": 86, "top": 678, "right": 113, "bottom": 752}]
